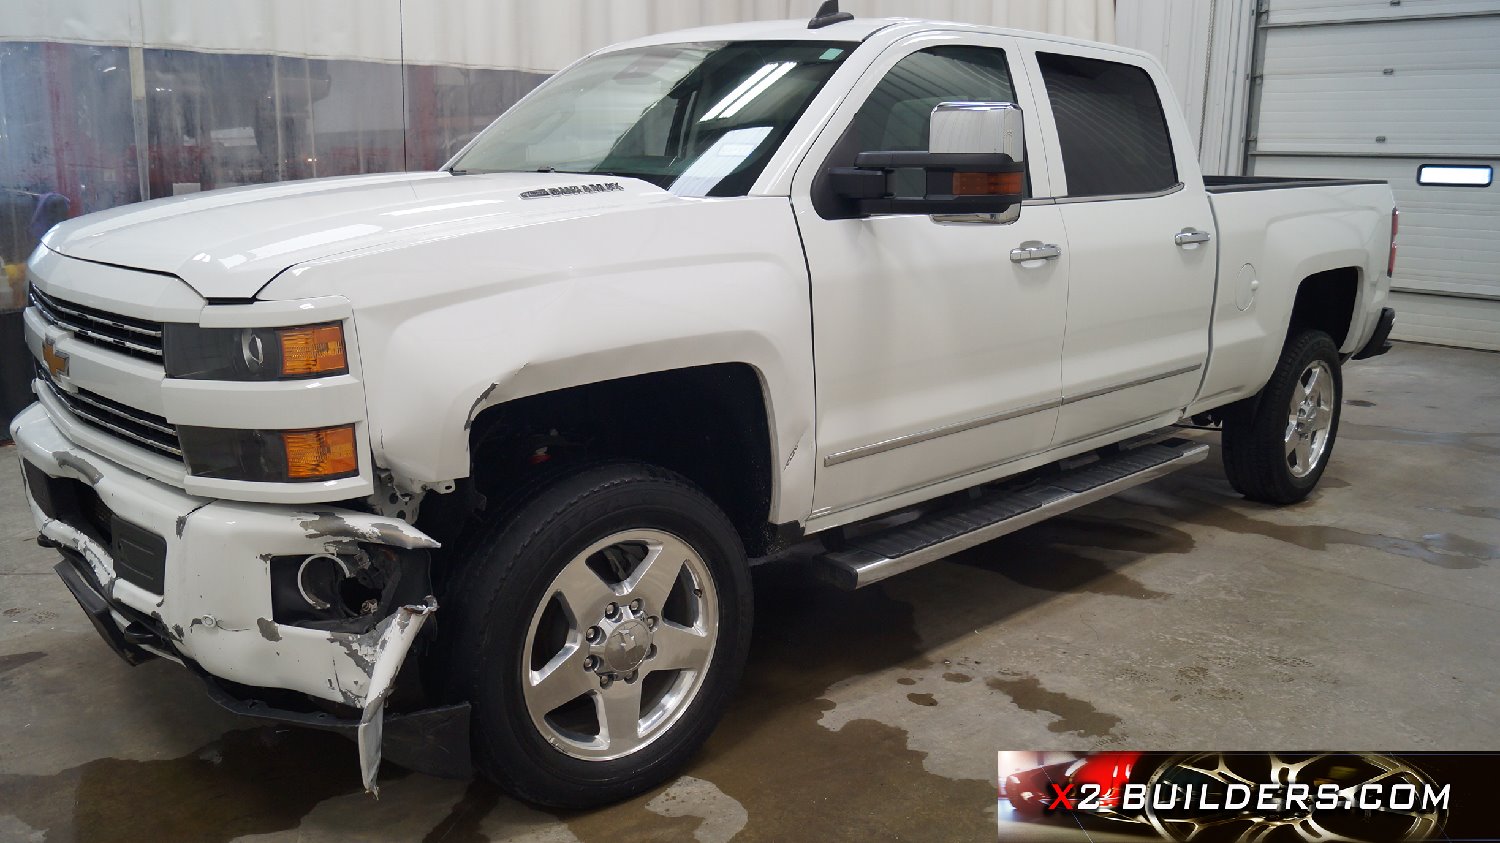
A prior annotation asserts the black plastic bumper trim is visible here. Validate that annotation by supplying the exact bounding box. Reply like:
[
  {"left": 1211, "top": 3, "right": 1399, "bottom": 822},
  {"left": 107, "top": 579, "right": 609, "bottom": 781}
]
[
  {"left": 54, "top": 556, "right": 156, "bottom": 667},
  {"left": 195, "top": 672, "right": 473, "bottom": 780}
]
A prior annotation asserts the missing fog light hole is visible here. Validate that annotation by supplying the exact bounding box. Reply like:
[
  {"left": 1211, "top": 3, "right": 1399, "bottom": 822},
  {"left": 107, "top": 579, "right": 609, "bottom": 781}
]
[
  {"left": 297, "top": 553, "right": 352, "bottom": 610},
  {"left": 269, "top": 545, "right": 432, "bottom": 633},
  {"left": 298, "top": 552, "right": 382, "bottom": 618}
]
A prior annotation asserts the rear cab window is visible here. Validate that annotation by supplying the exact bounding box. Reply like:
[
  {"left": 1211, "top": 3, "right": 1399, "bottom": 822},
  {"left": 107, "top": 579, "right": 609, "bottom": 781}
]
[{"left": 1035, "top": 51, "right": 1177, "bottom": 198}]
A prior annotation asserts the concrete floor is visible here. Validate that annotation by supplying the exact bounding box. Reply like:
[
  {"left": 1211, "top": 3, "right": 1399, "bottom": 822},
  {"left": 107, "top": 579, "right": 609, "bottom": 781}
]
[{"left": 0, "top": 341, "right": 1497, "bottom": 842}]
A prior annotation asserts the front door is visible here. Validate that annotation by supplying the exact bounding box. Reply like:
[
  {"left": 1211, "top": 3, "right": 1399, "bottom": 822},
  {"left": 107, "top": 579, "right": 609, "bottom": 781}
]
[{"left": 793, "top": 36, "right": 1070, "bottom": 522}]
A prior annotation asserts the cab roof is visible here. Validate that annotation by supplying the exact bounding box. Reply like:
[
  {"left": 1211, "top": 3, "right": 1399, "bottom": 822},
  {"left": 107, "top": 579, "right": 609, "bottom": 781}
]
[
  {"left": 600, "top": 17, "right": 1144, "bottom": 62},
  {"left": 604, "top": 18, "right": 903, "bottom": 49}
]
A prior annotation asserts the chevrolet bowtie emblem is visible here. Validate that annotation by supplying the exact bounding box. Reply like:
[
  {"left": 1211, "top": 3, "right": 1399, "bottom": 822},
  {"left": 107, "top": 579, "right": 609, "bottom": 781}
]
[{"left": 43, "top": 338, "right": 69, "bottom": 378}]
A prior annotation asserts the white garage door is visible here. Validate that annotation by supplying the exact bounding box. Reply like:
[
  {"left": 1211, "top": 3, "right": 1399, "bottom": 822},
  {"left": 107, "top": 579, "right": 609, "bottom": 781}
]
[{"left": 1246, "top": 1, "right": 1500, "bottom": 350}]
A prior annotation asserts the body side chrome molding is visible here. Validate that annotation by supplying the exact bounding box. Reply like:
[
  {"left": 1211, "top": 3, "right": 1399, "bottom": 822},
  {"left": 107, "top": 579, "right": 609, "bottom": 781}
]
[
  {"left": 811, "top": 411, "right": 1175, "bottom": 520},
  {"left": 1047, "top": 411, "right": 1184, "bottom": 454},
  {"left": 821, "top": 365, "right": 1199, "bottom": 470},
  {"left": 822, "top": 398, "right": 1061, "bottom": 467},
  {"left": 1062, "top": 364, "right": 1200, "bottom": 405}
]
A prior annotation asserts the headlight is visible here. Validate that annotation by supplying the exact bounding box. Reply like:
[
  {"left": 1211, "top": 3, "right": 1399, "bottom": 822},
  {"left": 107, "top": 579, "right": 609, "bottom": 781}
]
[
  {"left": 164, "top": 322, "right": 348, "bottom": 380},
  {"left": 179, "top": 424, "right": 359, "bottom": 482}
]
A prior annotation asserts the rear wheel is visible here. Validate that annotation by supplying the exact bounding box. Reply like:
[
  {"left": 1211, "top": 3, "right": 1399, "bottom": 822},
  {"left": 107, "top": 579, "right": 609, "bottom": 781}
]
[
  {"left": 441, "top": 462, "right": 752, "bottom": 808},
  {"left": 1221, "top": 330, "right": 1343, "bottom": 504}
]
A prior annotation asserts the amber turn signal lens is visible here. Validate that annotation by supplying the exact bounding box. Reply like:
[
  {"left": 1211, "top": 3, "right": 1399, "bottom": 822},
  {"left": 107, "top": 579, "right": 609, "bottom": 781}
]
[
  {"left": 283, "top": 425, "right": 358, "bottom": 480},
  {"left": 278, "top": 323, "right": 347, "bottom": 377},
  {"left": 952, "top": 171, "right": 1023, "bottom": 196}
]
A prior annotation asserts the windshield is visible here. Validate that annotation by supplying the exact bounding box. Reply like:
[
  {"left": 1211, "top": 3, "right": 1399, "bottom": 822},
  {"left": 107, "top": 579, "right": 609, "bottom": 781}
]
[{"left": 449, "top": 41, "right": 851, "bottom": 197}]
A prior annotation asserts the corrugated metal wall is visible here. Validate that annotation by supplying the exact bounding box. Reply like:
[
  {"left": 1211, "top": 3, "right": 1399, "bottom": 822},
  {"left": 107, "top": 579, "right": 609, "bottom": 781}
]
[
  {"left": 5, "top": 0, "right": 1114, "bottom": 70},
  {"left": 1245, "top": 0, "right": 1500, "bottom": 350},
  {"left": 1115, "top": 0, "right": 1256, "bottom": 176}
]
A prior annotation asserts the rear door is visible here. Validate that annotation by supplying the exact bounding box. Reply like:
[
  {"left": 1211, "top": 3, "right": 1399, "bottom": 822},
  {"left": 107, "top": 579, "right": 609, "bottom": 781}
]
[
  {"left": 1024, "top": 46, "right": 1218, "bottom": 446},
  {"left": 793, "top": 34, "right": 1071, "bottom": 523}
]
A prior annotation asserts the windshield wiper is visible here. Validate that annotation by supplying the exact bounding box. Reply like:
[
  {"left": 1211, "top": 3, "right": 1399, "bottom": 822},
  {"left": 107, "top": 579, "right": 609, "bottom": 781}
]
[
  {"left": 538, "top": 168, "right": 629, "bottom": 178},
  {"left": 452, "top": 166, "right": 634, "bottom": 179}
]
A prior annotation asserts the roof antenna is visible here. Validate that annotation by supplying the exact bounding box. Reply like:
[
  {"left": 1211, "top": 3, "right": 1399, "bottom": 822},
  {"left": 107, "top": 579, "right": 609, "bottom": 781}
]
[{"left": 808, "top": 0, "right": 854, "bottom": 29}]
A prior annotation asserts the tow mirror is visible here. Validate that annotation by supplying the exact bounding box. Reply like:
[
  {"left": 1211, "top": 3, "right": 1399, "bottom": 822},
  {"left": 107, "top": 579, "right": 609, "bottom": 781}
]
[{"left": 828, "top": 102, "right": 1025, "bottom": 221}]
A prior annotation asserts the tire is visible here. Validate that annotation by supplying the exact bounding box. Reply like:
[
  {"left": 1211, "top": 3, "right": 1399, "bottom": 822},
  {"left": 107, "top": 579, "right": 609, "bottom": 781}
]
[
  {"left": 438, "top": 461, "right": 752, "bottom": 808},
  {"left": 1221, "top": 330, "right": 1343, "bottom": 504}
]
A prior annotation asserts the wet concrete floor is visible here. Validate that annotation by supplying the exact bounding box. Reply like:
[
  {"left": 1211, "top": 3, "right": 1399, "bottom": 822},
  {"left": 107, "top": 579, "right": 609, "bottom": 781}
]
[{"left": 1, "top": 342, "right": 1497, "bottom": 841}]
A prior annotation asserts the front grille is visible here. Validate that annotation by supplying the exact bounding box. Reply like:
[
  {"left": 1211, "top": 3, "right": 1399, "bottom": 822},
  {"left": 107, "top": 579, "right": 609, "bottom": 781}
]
[
  {"left": 28, "top": 286, "right": 165, "bottom": 361},
  {"left": 36, "top": 362, "right": 184, "bottom": 460}
]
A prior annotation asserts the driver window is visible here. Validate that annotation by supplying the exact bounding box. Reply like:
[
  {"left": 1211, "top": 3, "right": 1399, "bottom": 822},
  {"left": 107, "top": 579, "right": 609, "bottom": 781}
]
[
  {"left": 818, "top": 45, "right": 1026, "bottom": 208},
  {"left": 854, "top": 46, "right": 1015, "bottom": 152}
]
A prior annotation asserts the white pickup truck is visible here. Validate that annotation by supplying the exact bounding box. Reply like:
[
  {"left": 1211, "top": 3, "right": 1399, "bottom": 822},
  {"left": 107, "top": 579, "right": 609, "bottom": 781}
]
[{"left": 11, "top": 7, "right": 1396, "bottom": 807}]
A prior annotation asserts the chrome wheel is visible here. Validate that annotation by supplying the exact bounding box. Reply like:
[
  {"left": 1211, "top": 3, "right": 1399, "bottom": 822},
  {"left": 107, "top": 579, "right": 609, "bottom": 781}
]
[
  {"left": 521, "top": 528, "right": 718, "bottom": 761},
  {"left": 1284, "top": 359, "right": 1335, "bottom": 478},
  {"left": 1146, "top": 752, "right": 1446, "bottom": 842}
]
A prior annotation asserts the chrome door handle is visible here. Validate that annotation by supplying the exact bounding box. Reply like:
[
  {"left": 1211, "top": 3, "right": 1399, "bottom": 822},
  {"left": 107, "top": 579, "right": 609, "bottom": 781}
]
[
  {"left": 1174, "top": 228, "right": 1213, "bottom": 246},
  {"left": 1010, "top": 242, "right": 1062, "bottom": 263}
]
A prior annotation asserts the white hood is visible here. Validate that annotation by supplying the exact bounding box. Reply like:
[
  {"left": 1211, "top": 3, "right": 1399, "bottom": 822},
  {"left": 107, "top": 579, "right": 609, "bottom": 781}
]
[{"left": 42, "top": 171, "right": 675, "bottom": 300}]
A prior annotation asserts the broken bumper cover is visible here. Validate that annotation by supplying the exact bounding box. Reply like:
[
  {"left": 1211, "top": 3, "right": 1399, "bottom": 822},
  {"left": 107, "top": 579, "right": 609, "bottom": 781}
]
[{"left": 11, "top": 403, "right": 466, "bottom": 790}]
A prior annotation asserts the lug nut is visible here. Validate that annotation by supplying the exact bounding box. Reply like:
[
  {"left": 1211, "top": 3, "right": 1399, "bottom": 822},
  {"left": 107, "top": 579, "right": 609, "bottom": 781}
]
[
  {"left": 646, "top": 644, "right": 657, "bottom": 660},
  {"left": 586, "top": 626, "right": 602, "bottom": 643},
  {"left": 584, "top": 655, "right": 599, "bottom": 671},
  {"left": 646, "top": 616, "right": 658, "bottom": 629},
  {"left": 605, "top": 602, "right": 619, "bottom": 619},
  {"left": 629, "top": 599, "right": 642, "bottom": 613},
  {"left": 599, "top": 674, "right": 613, "bottom": 688},
  {"left": 624, "top": 670, "right": 638, "bottom": 683}
]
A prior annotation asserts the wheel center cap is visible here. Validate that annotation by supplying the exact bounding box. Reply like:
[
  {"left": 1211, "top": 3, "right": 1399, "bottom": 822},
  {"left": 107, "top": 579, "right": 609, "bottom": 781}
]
[{"left": 602, "top": 619, "right": 651, "bottom": 672}]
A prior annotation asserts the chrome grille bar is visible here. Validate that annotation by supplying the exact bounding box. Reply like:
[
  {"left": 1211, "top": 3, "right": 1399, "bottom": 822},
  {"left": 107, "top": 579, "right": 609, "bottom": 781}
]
[
  {"left": 35, "top": 365, "right": 184, "bottom": 460},
  {"left": 63, "top": 388, "right": 178, "bottom": 437},
  {"left": 28, "top": 286, "right": 165, "bottom": 360}
]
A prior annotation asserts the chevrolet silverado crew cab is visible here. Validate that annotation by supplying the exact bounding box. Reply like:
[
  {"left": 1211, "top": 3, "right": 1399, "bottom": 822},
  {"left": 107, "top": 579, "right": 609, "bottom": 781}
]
[{"left": 11, "top": 6, "right": 1397, "bottom": 808}]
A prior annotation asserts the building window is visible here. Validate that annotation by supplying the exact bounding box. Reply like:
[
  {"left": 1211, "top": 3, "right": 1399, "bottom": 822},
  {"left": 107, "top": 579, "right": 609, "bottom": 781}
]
[{"left": 1417, "top": 165, "right": 1492, "bottom": 187}]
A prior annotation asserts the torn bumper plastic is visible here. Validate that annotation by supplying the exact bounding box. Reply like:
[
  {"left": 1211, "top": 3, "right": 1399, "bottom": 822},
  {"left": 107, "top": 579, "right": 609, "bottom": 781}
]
[
  {"left": 13, "top": 403, "right": 465, "bottom": 792},
  {"left": 357, "top": 597, "right": 438, "bottom": 794}
]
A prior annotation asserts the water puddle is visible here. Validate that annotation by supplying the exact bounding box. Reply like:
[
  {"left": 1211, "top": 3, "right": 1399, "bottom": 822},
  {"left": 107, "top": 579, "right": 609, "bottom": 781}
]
[
  {"left": 0, "top": 727, "right": 381, "bottom": 843},
  {"left": 984, "top": 672, "right": 1121, "bottom": 739},
  {"left": 1137, "top": 490, "right": 1498, "bottom": 570},
  {"left": 0, "top": 651, "right": 45, "bottom": 674}
]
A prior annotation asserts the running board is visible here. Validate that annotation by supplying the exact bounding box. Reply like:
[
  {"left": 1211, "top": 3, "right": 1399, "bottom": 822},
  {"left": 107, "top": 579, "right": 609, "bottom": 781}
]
[{"left": 815, "top": 438, "right": 1209, "bottom": 589}]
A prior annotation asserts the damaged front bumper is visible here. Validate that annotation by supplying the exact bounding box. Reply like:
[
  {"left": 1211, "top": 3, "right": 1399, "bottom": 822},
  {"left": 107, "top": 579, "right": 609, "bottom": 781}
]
[{"left": 11, "top": 403, "right": 467, "bottom": 792}]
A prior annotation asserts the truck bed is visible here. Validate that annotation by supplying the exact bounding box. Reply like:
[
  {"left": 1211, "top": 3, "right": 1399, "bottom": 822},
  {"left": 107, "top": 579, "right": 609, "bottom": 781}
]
[
  {"left": 1204, "top": 175, "right": 1386, "bottom": 194},
  {"left": 1192, "top": 175, "right": 1395, "bottom": 416}
]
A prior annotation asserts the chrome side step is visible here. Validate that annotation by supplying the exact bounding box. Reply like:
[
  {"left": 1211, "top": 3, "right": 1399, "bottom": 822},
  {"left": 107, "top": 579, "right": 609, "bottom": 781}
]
[{"left": 814, "top": 438, "right": 1209, "bottom": 589}]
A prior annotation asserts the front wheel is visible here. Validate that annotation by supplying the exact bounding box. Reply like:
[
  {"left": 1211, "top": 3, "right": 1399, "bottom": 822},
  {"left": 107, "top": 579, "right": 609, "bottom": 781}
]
[
  {"left": 1221, "top": 329, "right": 1343, "bottom": 504},
  {"left": 440, "top": 462, "right": 752, "bottom": 808}
]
